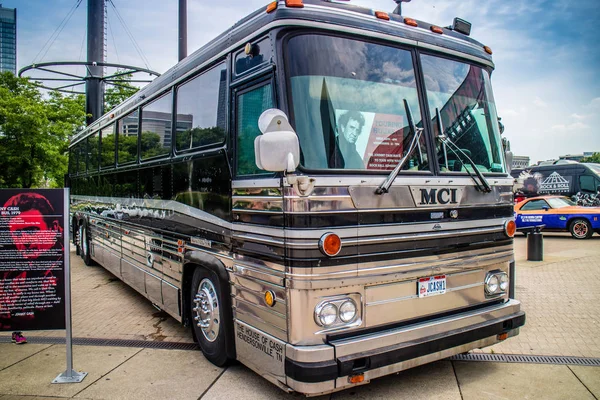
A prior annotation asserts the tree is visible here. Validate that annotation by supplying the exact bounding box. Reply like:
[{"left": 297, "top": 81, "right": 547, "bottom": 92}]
[
  {"left": 104, "top": 71, "right": 139, "bottom": 112},
  {"left": 581, "top": 153, "right": 600, "bottom": 163},
  {"left": 0, "top": 72, "right": 86, "bottom": 188}
]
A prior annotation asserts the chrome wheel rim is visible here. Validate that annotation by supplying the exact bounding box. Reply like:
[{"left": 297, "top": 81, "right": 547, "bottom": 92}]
[
  {"left": 573, "top": 222, "right": 588, "bottom": 238},
  {"left": 193, "top": 278, "right": 220, "bottom": 342}
]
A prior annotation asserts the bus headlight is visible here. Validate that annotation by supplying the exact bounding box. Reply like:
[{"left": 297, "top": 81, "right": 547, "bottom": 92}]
[
  {"left": 316, "top": 303, "right": 338, "bottom": 327},
  {"left": 339, "top": 300, "right": 357, "bottom": 323},
  {"left": 499, "top": 273, "right": 509, "bottom": 292},
  {"left": 314, "top": 296, "right": 361, "bottom": 329},
  {"left": 485, "top": 271, "right": 508, "bottom": 296}
]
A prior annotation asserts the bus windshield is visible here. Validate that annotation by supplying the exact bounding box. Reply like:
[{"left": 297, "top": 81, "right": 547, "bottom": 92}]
[
  {"left": 286, "top": 34, "right": 428, "bottom": 172},
  {"left": 423, "top": 55, "right": 505, "bottom": 173}
]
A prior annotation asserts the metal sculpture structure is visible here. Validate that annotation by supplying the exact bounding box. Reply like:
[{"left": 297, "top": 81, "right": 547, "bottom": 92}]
[{"left": 18, "top": 0, "right": 161, "bottom": 125}]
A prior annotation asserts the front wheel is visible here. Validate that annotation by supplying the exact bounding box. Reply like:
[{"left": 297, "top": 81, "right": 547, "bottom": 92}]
[
  {"left": 190, "top": 268, "right": 231, "bottom": 367},
  {"left": 569, "top": 219, "right": 592, "bottom": 240}
]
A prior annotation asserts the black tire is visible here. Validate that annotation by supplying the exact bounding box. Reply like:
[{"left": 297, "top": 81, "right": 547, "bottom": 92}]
[
  {"left": 190, "top": 267, "right": 231, "bottom": 367},
  {"left": 79, "top": 221, "right": 94, "bottom": 265},
  {"left": 74, "top": 221, "right": 81, "bottom": 256},
  {"left": 569, "top": 219, "right": 593, "bottom": 240}
]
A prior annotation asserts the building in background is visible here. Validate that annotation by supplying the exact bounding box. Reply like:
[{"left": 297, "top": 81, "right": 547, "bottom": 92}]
[
  {"left": 0, "top": 4, "right": 16, "bottom": 74},
  {"left": 559, "top": 152, "right": 598, "bottom": 162},
  {"left": 512, "top": 155, "right": 530, "bottom": 169}
]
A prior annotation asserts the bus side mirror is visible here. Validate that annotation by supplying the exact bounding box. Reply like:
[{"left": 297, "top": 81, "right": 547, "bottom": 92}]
[{"left": 255, "top": 109, "right": 300, "bottom": 173}]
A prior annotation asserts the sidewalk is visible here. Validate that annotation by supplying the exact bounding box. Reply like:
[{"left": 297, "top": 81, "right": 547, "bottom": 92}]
[
  {"left": 0, "top": 343, "right": 598, "bottom": 399},
  {"left": 1, "top": 235, "right": 599, "bottom": 399}
]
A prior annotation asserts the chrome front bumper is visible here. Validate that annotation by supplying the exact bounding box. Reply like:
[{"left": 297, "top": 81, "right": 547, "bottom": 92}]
[{"left": 284, "top": 299, "right": 524, "bottom": 395}]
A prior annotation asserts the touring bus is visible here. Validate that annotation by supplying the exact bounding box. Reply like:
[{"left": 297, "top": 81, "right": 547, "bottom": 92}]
[{"left": 68, "top": 0, "right": 525, "bottom": 395}]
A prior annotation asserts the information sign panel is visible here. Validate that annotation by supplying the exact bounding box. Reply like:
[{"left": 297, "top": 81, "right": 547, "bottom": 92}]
[{"left": 0, "top": 189, "right": 66, "bottom": 331}]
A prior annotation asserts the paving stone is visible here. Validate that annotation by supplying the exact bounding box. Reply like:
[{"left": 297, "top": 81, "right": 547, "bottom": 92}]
[
  {"left": 453, "top": 361, "right": 594, "bottom": 400},
  {"left": 0, "top": 343, "right": 53, "bottom": 371},
  {"left": 0, "top": 345, "right": 139, "bottom": 398},
  {"left": 201, "top": 365, "right": 311, "bottom": 400},
  {"left": 569, "top": 366, "right": 600, "bottom": 398},
  {"left": 76, "top": 348, "right": 221, "bottom": 400},
  {"left": 330, "top": 361, "right": 461, "bottom": 400}
]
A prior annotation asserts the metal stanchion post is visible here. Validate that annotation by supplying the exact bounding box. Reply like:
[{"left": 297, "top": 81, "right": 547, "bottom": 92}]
[{"left": 53, "top": 188, "right": 87, "bottom": 384}]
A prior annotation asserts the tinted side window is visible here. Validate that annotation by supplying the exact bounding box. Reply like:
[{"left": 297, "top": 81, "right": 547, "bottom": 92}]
[
  {"left": 521, "top": 199, "right": 549, "bottom": 211},
  {"left": 234, "top": 38, "right": 272, "bottom": 76},
  {"left": 141, "top": 93, "right": 172, "bottom": 160},
  {"left": 175, "top": 64, "right": 227, "bottom": 151},
  {"left": 114, "top": 170, "right": 138, "bottom": 198},
  {"left": 236, "top": 83, "right": 273, "bottom": 176},
  {"left": 101, "top": 124, "right": 116, "bottom": 169},
  {"left": 78, "top": 140, "right": 87, "bottom": 174},
  {"left": 69, "top": 146, "right": 77, "bottom": 175},
  {"left": 118, "top": 111, "right": 139, "bottom": 164},
  {"left": 89, "top": 132, "right": 100, "bottom": 172},
  {"left": 140, "top": 165, "right": 172, "bottom": 200}
]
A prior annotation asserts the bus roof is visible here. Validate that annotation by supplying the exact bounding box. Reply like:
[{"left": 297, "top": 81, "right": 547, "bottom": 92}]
[{"left": 74, "top": 0, "right": 494, "bottom": 144}]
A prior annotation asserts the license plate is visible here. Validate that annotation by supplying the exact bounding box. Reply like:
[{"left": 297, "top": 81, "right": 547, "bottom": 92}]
[{"left": 418, "top": 275, "right": 447, "bottom": 298}]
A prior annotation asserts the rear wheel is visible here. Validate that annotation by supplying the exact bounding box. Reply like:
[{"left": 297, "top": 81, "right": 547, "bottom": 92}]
[
  {"left": 569, "top": 219, "right": 593, "bottom": 240},
  {"left": 79, "top": 222, "right": 94, "bottom": 265},
  {"left": 190, "top": 268, "right": 230, "bottom": 367}
]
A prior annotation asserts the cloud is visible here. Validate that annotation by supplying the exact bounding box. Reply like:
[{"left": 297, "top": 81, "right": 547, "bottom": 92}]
[
  {"left": 586, "top": 97, "right": 600, "bottom": 110},
  {"left": 551, "top": 122, "right": 589, "bottom": 131},
  {"left": 502, "top": 109, "right": 519, "bottom": 117},
  {"left": 533, "top": 97, "right": 548, "bottom": 108}
]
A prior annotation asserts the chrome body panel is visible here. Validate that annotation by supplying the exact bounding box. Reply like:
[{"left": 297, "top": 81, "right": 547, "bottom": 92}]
[
  {"left": 74, "top": 174, "right": 518, "bottom": 394},
  {"left": 284, "top": 300, "right": 523, "bottom": 395},
  {"left": 331, "top": 299, "right": 521, "bottom": 358}
]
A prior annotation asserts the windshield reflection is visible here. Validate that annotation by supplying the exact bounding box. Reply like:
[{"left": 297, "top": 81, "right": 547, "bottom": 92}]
[
  {"left": 286, "top": 34, "right": 427, "bottom": 171},
  {"left": 422, "top": 55, "right": 505, "bottom": 174}
]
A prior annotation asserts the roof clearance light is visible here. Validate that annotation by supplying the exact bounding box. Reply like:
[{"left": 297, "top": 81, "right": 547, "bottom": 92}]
[
  {"left": 285, "top": 0, "right": 304, "bottom": 8},
  {"left": 266, "top": 1, "right": 277, "bottom": 13},
  {"left": 404, "top": 17, "right": 418, "bottom": 27},
  {"left": 375, "top": 11, "right": 390, "bottom": 21},
  {"left": 430, "top": 25, "right": 444, "bottom": 34},
  {"left": 484, "top": 45, "right": 493, "bottom": 55},
  {"left": 319, "top": 233, "right": 342, "bottom": 257}
]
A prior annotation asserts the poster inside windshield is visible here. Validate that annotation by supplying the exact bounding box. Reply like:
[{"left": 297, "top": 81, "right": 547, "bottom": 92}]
[{"left": 0, "top": 189, "right": 66, "bottom": 331}]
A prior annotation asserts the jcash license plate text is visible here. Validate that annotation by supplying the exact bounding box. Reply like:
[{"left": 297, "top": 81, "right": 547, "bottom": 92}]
[{"left": 418, "top": 275, "right": 447, "bottom": 298}]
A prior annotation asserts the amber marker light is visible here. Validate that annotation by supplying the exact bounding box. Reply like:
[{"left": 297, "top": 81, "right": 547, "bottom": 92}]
[
  {"left": 348, "top": 373, "right": 365, "bottom": 384},
  {"left": 375, "top": 11, "right": 390, "bottom": 21},
  {"left": 497, "top": 332, "right": 509, "bottom": 341},
  {"left": 319, "top": 233, "right": 342, "bottom": 257},
  {"left": 404, "top": 17, "right": 418, "bottom": 27},
  {"left": 430, "top": 25, "right": 443, "bottom": 34},
  {"left": 266, "top": 1, "right": 277, "bottom": 13},
  {"left": 505, "top": 220, "right": 516, "bottom": 238},
  {"left": 285, "top": 0, "right": 304, "bottom": 8},
  {"left": 484, "top": 45, "right": 493, "bottom": 55},
  {"left": 265, "top": 290, "right": 276, "bottom": 307}
]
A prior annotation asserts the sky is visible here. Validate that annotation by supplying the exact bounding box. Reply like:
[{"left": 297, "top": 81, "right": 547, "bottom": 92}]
[{"left": 3, "top": 0, "right": 600, "bottom": 164}]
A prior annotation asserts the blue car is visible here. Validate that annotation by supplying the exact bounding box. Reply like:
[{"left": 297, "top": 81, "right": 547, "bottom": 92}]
[{"left": 515, "top": 196, "right": 600, "bottom": 239}]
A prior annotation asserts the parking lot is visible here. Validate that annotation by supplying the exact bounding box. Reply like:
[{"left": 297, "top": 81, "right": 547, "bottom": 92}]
[{"left": 1, "top": 234, "right": 599, "bottom": 399}]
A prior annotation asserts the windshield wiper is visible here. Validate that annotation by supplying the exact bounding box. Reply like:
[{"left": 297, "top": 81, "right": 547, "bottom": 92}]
[
  {"left": 435, "top": 108, "right": 492, "bottom": 193},
  {"left": 376, "top": 99, "right": 423, "bottom": 195}
]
